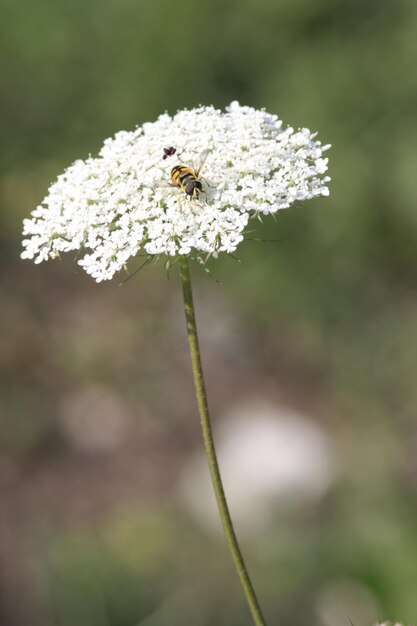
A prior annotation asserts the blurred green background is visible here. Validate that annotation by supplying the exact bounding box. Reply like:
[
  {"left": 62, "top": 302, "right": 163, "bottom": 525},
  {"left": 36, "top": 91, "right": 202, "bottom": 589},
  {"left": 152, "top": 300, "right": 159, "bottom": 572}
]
[{"left": 1, "top": 0, "right": 417, "bottom": 624}]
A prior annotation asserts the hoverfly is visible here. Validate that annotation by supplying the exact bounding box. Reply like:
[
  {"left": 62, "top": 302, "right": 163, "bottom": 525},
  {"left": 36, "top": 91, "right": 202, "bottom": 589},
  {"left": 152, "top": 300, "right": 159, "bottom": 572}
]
[{"left": 163, "top": 147, "right": 210, "bottom": 202}]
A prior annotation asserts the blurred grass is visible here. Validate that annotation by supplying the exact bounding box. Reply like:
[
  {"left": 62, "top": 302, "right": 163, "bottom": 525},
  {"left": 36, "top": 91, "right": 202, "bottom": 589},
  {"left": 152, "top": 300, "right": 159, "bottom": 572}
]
[{"left": 1, "top": 0, "right": 417, "bottom": 624}]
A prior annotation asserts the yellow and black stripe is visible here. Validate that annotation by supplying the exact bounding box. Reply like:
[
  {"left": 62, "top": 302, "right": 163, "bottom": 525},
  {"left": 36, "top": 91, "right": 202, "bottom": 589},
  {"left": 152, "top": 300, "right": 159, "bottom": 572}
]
[{"left": 171, "top": 165, "right": 203, "bottom": 199}]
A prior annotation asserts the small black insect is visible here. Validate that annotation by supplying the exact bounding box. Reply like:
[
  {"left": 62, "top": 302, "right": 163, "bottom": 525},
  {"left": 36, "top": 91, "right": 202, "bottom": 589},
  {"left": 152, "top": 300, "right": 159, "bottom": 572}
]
[{"left": 163, "top": 146, "right": 177, "bottom": 160}]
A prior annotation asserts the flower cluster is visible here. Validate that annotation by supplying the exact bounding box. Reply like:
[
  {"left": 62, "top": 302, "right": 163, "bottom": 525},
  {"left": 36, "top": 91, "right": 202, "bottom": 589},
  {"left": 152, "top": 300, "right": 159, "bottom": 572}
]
[{"left": 21, "top": 102, "right": 330, "bottom": 281}]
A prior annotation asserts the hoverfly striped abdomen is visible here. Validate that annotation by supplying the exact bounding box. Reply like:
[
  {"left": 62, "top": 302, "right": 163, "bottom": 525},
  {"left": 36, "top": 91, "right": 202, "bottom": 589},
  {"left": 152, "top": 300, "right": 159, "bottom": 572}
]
[
  {"left": 170, "top": 165, "right": 203, "bottom": 200},
  {"left": 165, "top": 148, "right": 209, "bottom": 200}
]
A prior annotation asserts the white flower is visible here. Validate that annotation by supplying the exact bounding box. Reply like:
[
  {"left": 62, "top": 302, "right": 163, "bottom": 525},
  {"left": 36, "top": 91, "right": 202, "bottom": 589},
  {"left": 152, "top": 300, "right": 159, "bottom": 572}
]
[{"left": 21, "top": 102, "right": 330, "bottom": 282}]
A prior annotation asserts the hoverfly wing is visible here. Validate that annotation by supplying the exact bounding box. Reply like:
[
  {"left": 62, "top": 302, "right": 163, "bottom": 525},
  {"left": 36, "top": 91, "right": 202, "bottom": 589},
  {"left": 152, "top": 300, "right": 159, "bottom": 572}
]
[{"left": 194, "top": 149, "right": 210, "bottom": 177}]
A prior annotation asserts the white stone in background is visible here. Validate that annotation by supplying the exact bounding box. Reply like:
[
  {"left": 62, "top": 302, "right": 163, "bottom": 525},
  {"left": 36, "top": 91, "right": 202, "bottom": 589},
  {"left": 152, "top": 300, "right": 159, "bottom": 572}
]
[{"left": 179, "top": 402, "right": 338, "bottom": 535}]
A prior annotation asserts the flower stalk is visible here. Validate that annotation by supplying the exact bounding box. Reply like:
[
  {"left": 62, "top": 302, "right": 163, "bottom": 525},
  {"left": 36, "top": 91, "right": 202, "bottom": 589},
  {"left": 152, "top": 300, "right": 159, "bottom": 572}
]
[{"left": 179, "top": 255, "right": 267, "bottom": 626}]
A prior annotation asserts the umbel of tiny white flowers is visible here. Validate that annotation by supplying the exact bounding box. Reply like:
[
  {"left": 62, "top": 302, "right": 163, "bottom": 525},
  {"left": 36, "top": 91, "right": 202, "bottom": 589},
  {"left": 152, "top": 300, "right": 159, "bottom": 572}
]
[{"left": 21, "top": 102, "right": 330, "bottom": 282}]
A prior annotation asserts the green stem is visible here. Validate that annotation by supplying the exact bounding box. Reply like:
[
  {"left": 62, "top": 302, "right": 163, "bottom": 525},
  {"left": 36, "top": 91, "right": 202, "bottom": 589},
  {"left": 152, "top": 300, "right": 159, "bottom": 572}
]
[{"left": 179, "top": 256, "right": 267, "bottom": 626}]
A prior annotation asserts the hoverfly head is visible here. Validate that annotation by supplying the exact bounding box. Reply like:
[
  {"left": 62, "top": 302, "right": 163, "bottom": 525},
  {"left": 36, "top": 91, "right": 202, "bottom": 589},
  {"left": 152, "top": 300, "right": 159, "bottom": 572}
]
[{"left": 185, "top": 180, "right": 202, "bottom": 198}]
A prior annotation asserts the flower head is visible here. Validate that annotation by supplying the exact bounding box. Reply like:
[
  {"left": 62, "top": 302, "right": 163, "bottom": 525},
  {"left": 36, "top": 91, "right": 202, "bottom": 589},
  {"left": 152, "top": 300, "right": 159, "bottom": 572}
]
[{"left": 21, "top": 102, "right": 330, "bottom": 281}]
